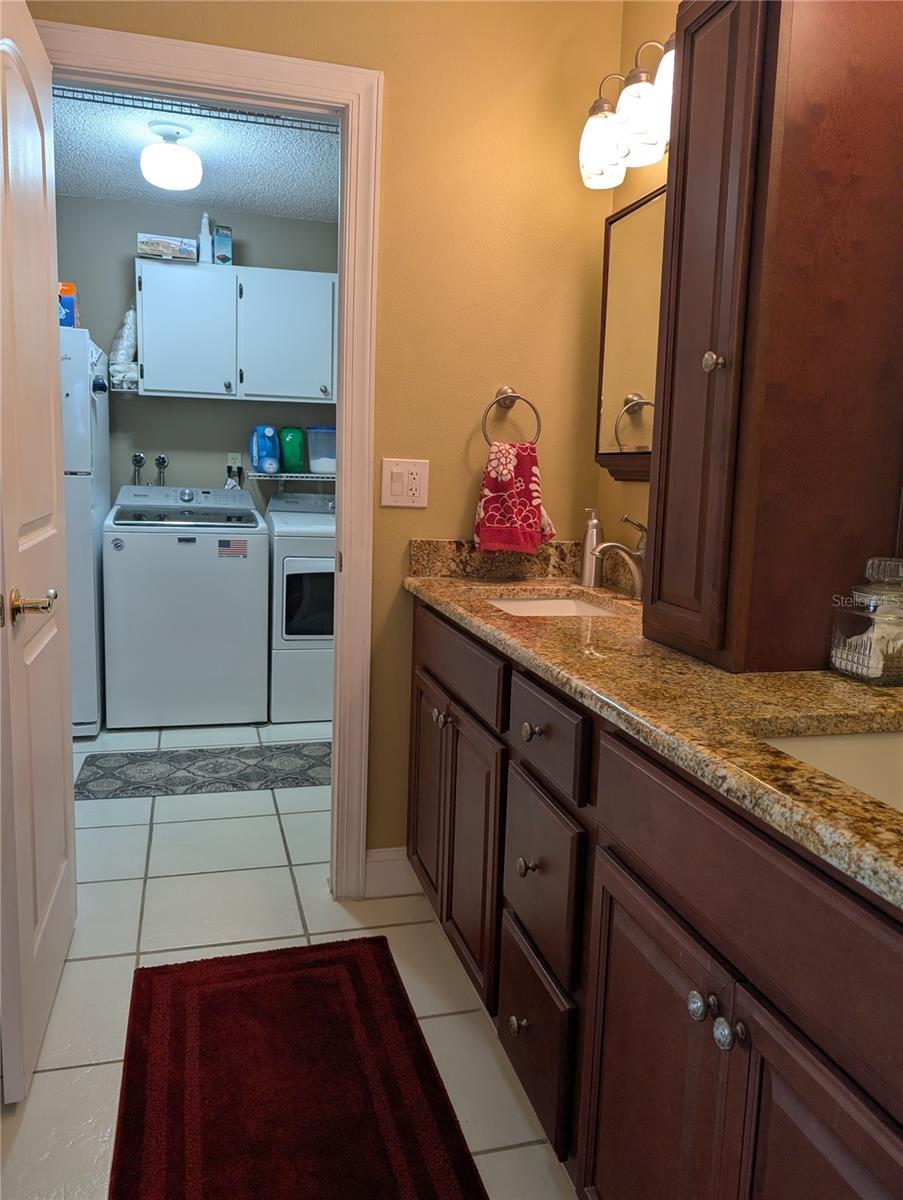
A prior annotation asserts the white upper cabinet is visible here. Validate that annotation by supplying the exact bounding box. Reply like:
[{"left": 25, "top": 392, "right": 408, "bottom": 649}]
[
  {"left": 136, "top": 260, "right": 238, "bottom": 398},
  {"left": 237, "top": 268, "right": 336, "bottom": 403},
  {"left": 135, "top": 261, "right": 336, "bottom": 403}
]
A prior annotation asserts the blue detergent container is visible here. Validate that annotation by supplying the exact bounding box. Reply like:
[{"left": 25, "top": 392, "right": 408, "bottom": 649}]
[{"left": 249, "top": 425, "right": 281, "bottom": 474}]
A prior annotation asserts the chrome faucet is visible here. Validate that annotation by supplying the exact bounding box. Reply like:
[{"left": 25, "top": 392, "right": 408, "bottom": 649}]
[{"left": 592, "top": 515, "right": 647, "bottom": 599}]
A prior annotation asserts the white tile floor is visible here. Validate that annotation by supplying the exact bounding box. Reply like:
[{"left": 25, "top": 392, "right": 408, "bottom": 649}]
[{"left": 1, "top": 723, "right": 575, "bottom": 1200}]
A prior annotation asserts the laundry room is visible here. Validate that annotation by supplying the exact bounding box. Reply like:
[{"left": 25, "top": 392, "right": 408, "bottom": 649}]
[{"left": 56, "top": 86, "right": 339, "bottom": 820}]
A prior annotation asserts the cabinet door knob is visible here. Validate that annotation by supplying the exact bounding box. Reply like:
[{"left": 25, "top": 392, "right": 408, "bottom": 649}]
[
  {"left": 431, "top": 707, "right": 439, "bottom": 724},
  {"left": 701, "top": 350, "right": 726, "bottom": 373},
  {"left": 521, "top": 721, "right": 543, "bottom": 743},
  {"left": 224, "top": 380, "right": 233, "bottom": 391},
  {"left": 515, "top": 856, "right": 538, "bottom": 877},
  {"left": 320, "top": 385, "right": 330, "bottom": 396},
  {"left": 437, "top": 712, "right": 447, "bottom": 729},
  {"left": 712, "top": 1017, "right": 747, "bottom": 1052},
  {"left": 687, "top": 990, "right": 720, "bottom": 1022},
  {"left": 507, "top": 1015, "right": 529, "bottom": 1037}
]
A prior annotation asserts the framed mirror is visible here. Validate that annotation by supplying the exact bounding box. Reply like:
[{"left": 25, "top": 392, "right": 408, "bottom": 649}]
[{"left": 595, "top": 185, "right": 666, "bottom": 482}]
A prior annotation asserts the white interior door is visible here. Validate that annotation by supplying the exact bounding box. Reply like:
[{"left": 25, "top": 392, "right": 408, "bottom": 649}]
[
  {"left": 237, "top": 267, "right": 336, "bottom": 401},
  {"left": 137, "top": 259, "right": 238, "bottom": 397},
  {"left": 1, "top": 0, "right": 77, "bottom": 1103}
]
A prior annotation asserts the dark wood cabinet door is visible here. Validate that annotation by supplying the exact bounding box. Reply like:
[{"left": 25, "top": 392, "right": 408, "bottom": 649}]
[
  {"left": 577, "top": 849, "right": 740, "bottom": 1200},
  {"left": 443, "top": 699, "right": 505, "bottom": 1008},
  {"left": 727, "top": 986, "right": 903, "bottom": 1200},
  {"left": 644, "top": 0, "right": 767, "bottom": 653},
  {"left": 407, "top": 667, "right": 450, "bottom": 915}
]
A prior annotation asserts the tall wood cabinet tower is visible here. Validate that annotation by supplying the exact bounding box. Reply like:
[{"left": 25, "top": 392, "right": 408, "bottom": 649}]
[{"left": 644, "top": 0, "right": 903, "bottom": 671}]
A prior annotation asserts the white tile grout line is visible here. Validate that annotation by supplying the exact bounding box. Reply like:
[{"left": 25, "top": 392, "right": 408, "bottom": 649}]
[
  {"left": 273, "top": 791, "right": 312, "bottom": 939},
  {"left": 134, "top": 798, "right": 155, "bottom": 959}
]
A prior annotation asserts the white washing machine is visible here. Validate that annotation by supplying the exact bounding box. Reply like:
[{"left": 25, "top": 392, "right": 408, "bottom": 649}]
[
  {"left": 266, "top": 492, "right": 336, "bottom": 724},
  {"left": 103, "top": 486, "right": 269, "bottom": 728}
]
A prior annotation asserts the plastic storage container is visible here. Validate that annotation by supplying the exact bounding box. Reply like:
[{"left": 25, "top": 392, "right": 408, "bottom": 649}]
[
  {"left": 830, "top": 557, "right": 903, "bottom": 685},
  {"left": 307, "top": 426, "right": 336, "bottom": 474}
]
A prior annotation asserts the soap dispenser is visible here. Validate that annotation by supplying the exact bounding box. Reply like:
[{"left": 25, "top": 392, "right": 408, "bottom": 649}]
[{"left": 581, "top": 508, "right": 604, "bottom": 587}]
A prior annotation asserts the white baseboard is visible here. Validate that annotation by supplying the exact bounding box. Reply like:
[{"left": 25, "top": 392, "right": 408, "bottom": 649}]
[{"left": 364, "top": 848, "right": 422, "bottom": 898}]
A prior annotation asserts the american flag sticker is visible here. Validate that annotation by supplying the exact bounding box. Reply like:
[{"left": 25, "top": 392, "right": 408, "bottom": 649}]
[{"left": 218, "top": 539, "right": 248, "bottom": 559}]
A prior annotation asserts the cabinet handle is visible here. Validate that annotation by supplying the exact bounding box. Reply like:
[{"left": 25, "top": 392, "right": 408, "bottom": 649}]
[
  {"left": 431, "top": 707, "right": 439, "bottom": 724},
  {"left": 515, "top": 856, "right": 538, "bottom": 877},
  {"left": 686, "top": 990, "right": 720, "bottom": 1022},
  {"left": 507, "top": 1015, "right": 529, "bottom": 1037},
  {"left": 320, "top": 385, "right": 330, "bottom": 396},
  {"left": 701, "top": 350, "right": 726, "bottom": 374},
  {"left": 437, "top": 712, "right": 447, "bottom": 729},
  {"left": 224, "top": 381, "right": 233, "bottom": 392},
  {"left": 521, "top": 721, "right": 543, "bottom": 743},
  {"left": 712, "top": 1017, "right": 747, "bottom": 1052}
]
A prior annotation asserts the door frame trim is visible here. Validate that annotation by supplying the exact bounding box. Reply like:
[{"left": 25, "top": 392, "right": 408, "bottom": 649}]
[{"left": 37, "top": 20, "right": 382, "bottom": 899}]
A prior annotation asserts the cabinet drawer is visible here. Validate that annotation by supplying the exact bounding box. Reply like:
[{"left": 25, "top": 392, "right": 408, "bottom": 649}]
[
  {"left": 497, "top": 911, "right": 575, "bottom": 1157},
  {"left": 414, "top": 605, "right": 508, "bottom": 733},
  {"left": 503, "top": 763, "right": 585, "bottom": 989},
  {"left": 597, "top": 734, "right": 903, "bottom": 1124},
  {"left": 509, "top": 672, "right": 588, "bottom": 805}
]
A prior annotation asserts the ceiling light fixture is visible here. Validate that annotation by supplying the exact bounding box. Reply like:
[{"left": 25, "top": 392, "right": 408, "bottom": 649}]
[
  {"left": 578, "top": 74, "right": 629, "bottom": 191},
  {"left": 140, "top": 121, "right": 203, "bottom": 191}
]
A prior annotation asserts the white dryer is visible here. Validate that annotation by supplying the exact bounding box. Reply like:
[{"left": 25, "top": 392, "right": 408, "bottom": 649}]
[
  {"left": 265, "top": 492, "right": 336, "bottom": 724},
  {"left": 103, "top": 486, "right": 269, "bottom": 728}
]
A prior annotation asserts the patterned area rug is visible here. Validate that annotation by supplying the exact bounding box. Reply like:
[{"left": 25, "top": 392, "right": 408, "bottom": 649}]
[{"left": 75, "top": 741, "right": 331, "bottom": 800}]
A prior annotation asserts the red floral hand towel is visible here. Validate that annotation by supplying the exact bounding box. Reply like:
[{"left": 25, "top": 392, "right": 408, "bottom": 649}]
[{"left": 474, "top": 441, "right": 556, "bottom": 554}]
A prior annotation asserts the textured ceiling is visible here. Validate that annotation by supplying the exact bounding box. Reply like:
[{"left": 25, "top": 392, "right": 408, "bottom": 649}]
[{"left": 53, "top": 95, "right": 340, "bottom": 222}]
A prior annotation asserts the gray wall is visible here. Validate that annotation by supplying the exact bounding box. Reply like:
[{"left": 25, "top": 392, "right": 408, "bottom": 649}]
[{"left": 56, "top": 196, "right": 339, "bottom": 496}]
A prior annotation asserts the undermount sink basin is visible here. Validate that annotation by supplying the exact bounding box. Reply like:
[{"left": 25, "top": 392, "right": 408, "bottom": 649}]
[
  {"left": 765, "top": 732, "right": 903, "bottom": 813},
  {"left": 488, "top": 597, "right": 616, "bottom": 617}
]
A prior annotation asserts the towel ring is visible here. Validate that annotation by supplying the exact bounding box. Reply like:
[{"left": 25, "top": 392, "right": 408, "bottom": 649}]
[{"left": 482, "top": 386, "right": 542, "bottom": 445}]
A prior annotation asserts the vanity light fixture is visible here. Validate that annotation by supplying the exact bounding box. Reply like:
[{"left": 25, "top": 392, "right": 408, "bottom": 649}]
[
  {"left": 139, "top": 121, "right": 203, "bottom": 191},
  {"left": 581, "top": 34, "right": 675, "bottom": 189},
  {"left": 578, "top": 74, "right": 629, "bottom": 190}
]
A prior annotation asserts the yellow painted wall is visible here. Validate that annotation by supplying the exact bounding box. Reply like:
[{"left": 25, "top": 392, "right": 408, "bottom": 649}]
[
  {"left": 595, "top": 0, "right": 677, "bottom": 542},
  {"left": 31, "top": 0, "right": 624, "bottom": 848}
]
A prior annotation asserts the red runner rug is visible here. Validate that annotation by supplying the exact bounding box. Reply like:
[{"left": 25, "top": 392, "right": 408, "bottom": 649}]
[{"left": 110, "top": 937, "right": 488, "bottom": 1199}]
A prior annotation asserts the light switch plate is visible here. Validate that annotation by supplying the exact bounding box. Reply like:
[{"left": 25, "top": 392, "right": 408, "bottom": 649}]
[{"left": 381, "top": 458, "right": 429, "bottom": 507}]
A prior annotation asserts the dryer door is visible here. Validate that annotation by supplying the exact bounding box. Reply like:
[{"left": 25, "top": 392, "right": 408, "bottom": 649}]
[{"left": 278, "top": 556, "right": 335, "bottom": 647}]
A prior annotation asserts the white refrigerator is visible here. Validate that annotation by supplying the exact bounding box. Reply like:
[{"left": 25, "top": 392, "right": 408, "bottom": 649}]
[{"left": 61, "top": 327, "right": 110, "bottom": 738}]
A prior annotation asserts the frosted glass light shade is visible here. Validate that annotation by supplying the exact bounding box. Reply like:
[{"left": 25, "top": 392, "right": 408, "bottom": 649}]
[
  {"left": 140, "top": 141, "right": 203, "bottom": 191},
  {"left": 654, "top": 45, "right": 676, "bottom": 142},
  {"left": 615, "top": 83, "right": 666, "bottom": 168},
  {"left": 579, "top": 108, "right": 627, "bottom": 190}
]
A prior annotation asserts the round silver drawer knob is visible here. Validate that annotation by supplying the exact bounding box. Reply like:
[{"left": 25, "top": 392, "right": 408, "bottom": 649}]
[
  {"left": 320, "top": 385, "right": 330, "bottom": 395},
  {"left": 701, "top": 350, "right": 726, "bottom": 374},
  {"left": 687, "top": 990, "right": 707, "bottom": 1022},
  {"left": 224, "top": 380, "right": 233, "bottom": 391},
  {"left": 507, "top": 1015, "right": 529, "bottom": 1037},
  {"left": 515, "top": 856, "right": 538, "bottom": 878},
  {"left": 712, "top": 1016, "right": 747, "bottom": 1051},
  {"left": 521, "top": 721, "right": 543, "bottom": 743},
  {"left": 431, "top": 707, "right": 439, "bottom": 724}
]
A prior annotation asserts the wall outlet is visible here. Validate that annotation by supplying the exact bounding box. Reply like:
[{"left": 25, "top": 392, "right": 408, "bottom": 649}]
[
  {"left": 381, "top": 458, "right": 429, "bottom": 508},
  {"left": 227, "top": 452, "right": 242, "bottom": 469}
]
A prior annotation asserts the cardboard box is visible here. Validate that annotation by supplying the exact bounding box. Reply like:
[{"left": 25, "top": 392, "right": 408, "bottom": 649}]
[
  {"left": 137, "top": 233, "right": 198, "bottom": 261},
  {"left": 213, "top": 224, "right": 233, "bottom": 265}
]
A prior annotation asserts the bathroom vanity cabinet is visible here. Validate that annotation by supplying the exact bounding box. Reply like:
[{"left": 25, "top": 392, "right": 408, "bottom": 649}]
[
  {"left": 135, "top": 259, "right": 337, "bottom": 403},
  {"left": 407, "top": 600, "right": 903, "bottom": 1195},
  {"left": 644, "top": 0, "right": 903, "bottom": 672}
]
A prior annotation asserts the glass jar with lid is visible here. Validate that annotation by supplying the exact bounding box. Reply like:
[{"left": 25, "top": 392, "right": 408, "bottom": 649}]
[{"left": 830, "top": 557, "right": 903, "bottom": 685}]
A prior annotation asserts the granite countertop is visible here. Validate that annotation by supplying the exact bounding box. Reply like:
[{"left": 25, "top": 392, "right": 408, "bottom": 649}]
[{"left": 403, "top": 566, "right": 903, "bottom": 913}]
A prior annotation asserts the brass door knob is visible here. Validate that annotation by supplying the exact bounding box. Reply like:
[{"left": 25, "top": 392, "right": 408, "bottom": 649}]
[
  {"left": 8, "top": 587, "right": 58, "bottom": 629},
  {"left": 515, "top": 856, "right": 538, "bottom": 877},
  {"left": 507, "top": 1015, "right": 529, "bottom": 1037},
  {"left": 521, "top": 721, "right": 543, "bottom": 743},
  {"left": 701, "top": 350, "right": 726, "bottom": 373}
]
